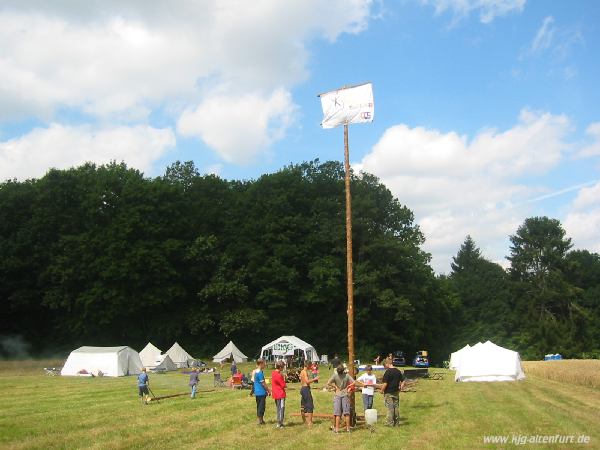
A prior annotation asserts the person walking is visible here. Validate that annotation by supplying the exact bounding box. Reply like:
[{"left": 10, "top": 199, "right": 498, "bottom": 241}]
[
  {"left": 189, "top": 368, "right": 199, "bottom": 399},
  {"left": 271, "top": 361, "right": 287, "bottom": 428},
  {"left": 327, "top": 365, "right": 354, "bottom": 433},
  {"left": 137, "top": 368, "right": 150, "bottom": 405},
  {"left": 299, "top": 360, "right": 318, "bottom": 427},
  {"left": 380, "top": 358, "right": 406, "bottom": 426},
  {"left": 253, "top": 359, "right": 270, "bottom": 425}
]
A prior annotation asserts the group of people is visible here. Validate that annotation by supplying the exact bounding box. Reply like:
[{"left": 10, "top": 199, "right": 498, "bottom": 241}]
[
  {"left": 137, "top": 356, "right": 407, "bottom": 431},
  {"left": 249, "top": 357, "right": 406, "bottom": 432},
  {"left": 250, "top": 359, "right": 318, "bottom": 428}
]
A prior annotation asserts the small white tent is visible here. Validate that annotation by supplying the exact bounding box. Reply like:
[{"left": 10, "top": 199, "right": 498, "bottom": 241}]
[
  {"left": 61, "top": 346, "right": 143, "bottom": 377},
  {"left": 139, "top": 342, "right": 162, "bottom": 368},
  {"left": 455, "top": 341, "right": 525, "bottom": 382},
  {"left": 213, "top": 341, "right": 248, "bottom": 363},
  {"left": 153, "top": 354, "right": 177, "bottom": 371},
  {"left": 166, "top": 342, "right": 194, "bottom": 368},
  {"left": 449, "top": 344, "right": 471, "bottom": 370},
  {"left": 260, "top": 336, "right": 319, "bottom": 363}
]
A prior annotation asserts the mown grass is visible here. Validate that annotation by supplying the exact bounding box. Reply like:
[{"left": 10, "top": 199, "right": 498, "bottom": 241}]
[
  {"left": 0, "top": 360, "right": 598, "bottom": 449},
  {"left": 522, "top": 360, "right": 600, "bottom": 389}
]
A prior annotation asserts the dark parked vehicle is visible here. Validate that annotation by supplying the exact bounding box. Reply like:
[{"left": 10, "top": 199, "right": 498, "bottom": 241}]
[{"left": 392, "top": 351, "right": 406, "bottom": 367}]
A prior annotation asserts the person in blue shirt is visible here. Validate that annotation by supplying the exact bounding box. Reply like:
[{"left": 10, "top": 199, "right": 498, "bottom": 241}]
[
  {"left": 253, "top": 359, "right": 270, "bottom": 425},
  {"left": 137, "top": 368, "right": 150, "bottom": 404}
]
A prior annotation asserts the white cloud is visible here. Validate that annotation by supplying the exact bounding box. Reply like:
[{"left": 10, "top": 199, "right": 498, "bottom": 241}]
[
  {"left": 523, "top": 16, "right": 584, "bottom": 62},
  {"left": 571, "top": 181, "right": 600, "bottom": 211},
  {"left": 357, "top": 109, "right": 572, "bottom": 272},
  {"left": 0, "top": 1, "right": 372, "bottom": 166},
  {"left": 564, "top": 211, "right": 600, "bottom": 254},
  {"left": 177, "top": 88, "right": 296, "bottom": 164},
  {"left": 564, "top": 177, "right": 600, "bottom": 253},
  {"left": 0, "top": 1, "right": 372, "bottom": 120},
  {"left": 531, "top": 16, "right": 555, "bottom": 53},
  {"left": 577, "top": 122, "right": 600, "bottom": 158},
  {"left": 421, "top": 0, "right": 526, "bottom": 24},
  {"left": 0, "top": 124, "right": 175, "bottom": 181}
]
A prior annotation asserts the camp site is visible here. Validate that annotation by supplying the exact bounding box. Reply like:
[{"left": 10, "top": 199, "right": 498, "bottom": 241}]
[{"left": 1, "top": 1, "right": 600, "bottom": 449}]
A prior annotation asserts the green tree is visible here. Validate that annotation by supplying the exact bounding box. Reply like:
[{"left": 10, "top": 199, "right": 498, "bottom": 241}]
[
  {"left": 507, "top": 217, "right": 584, "bottom": 358},
  {"left": 449, "top": 236, "right": 513, "bottom": 349}
]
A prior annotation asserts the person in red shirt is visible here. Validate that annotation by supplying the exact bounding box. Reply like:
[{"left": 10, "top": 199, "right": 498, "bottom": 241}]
[{"left": 271, "top": 360, "right": 287, "bottom": 428}]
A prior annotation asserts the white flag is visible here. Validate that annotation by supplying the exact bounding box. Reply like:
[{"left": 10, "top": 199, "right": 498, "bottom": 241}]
[{"left": 319, "top": 82, "right": 374, "bottom": 129}]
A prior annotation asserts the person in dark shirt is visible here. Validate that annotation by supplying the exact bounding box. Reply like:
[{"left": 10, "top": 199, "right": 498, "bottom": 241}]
[
  {"left": 380, "top": 358, "right": 406, "bottom": 426},
  {"left": 189, "top": 368, "right": 199, "bottom": 399}
]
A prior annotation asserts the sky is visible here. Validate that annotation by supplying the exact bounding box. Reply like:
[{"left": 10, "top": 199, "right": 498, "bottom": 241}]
[{"left": 1, "top": 0, "right": 599, "bottom": 273}]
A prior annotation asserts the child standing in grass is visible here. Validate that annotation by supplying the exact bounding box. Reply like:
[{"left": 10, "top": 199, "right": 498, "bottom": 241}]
[
  {"left": 253, "top": 359, "right": 270, "bottom": 425},
  {"left": 299, "top": 360, "right": 318, "bottom": 427},
  {"left": 327, "top": 365, "right": 354, "bottom": 433},
  {"left": 137, "top": 368, "right": 150, "bottom": 404},
  {"left": 356, "top": 365, "right": 377, "bottom": 410},
  {"left": 189, "top": 368, "right": 199, "bottom": 399},
  {"left": 271, "top": 361, "right": 287, "bottom": 428}
]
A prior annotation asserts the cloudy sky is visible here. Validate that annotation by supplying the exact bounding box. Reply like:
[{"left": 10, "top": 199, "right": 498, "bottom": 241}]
[{"left": 1, "top": 0, "right": 599, "bottom": 272}]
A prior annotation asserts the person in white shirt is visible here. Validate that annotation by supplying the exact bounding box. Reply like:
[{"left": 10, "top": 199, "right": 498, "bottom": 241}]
[{"left": 356, "top": 365, "right": 377, "bottom": 411}]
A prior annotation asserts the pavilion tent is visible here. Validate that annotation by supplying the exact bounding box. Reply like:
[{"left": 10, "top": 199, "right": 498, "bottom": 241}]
[
  {"left": 139, "top": 342, "right": 162, "bottom": 368},
  {"left": 455, "top": 341, "right": 525, "bottom": 382},
  {"left": 260, "top": 336, "right": 319, "bottom": 363},
  {"left": 61, "top": 346, "right": 143, "bottom": 377},
  {"left": 449, "top": 344, "right": 471, "bottom": 370},
  {"left": 213, "top": 341, "right": 248, "bottom": 363},
  {"left": 166, "top": 342, "right": 194, "bottom": 368}
]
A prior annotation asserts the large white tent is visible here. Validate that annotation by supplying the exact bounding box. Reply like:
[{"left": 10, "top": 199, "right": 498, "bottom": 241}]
[
  {"left": 213, "top": 341, "right": 248, "bottom": 363},
  {"left": 61, "top": 346, "right": 143, "bottom": 377},
  {"left": 454, "top": 341, "right": 526, "bottom": 382},
  {"left": 139, "top": 342, "right": 162, "bottom": 368},
  {"left": 260, "top": 336, "right": 319, "bottom": 363},
  {"left": 449, "top": 344, "right": 472, "bottom": 370},
  {"left": 166, "top": 342, "right": 194, "bottom": 368}
]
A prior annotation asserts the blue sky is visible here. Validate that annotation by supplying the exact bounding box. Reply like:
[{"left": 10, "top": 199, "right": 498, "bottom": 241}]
[{"left": 1, "top": 0, "right": 599, "bottom": 272}]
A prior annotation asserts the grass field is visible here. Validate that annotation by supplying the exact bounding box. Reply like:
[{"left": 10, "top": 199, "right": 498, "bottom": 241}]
[
  {"left": 0, "top": 360, "right": 598, "bottom": 449},
  {"left": 522, "top": 360, "right": 600, "bottom": 389}
]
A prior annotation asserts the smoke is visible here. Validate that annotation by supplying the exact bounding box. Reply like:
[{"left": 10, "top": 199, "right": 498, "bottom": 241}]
[{"left": 0, "top": 335, "right": 32, "bottom": 359}]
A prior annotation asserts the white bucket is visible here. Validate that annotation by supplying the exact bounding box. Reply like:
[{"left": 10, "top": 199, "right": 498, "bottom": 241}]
[{"left": 365, "top": 408, "right": 378, "bottom": 426}]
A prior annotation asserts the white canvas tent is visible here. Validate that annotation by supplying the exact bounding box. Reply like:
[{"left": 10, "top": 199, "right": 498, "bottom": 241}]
[
  {"left": 61, "top": 346, "right": 143, "bottom": 377},
  {"left": 213, "top": 341, "right": 248, "bottom": 363},
  {"left": 166, "top": 342, "right": 194, "bottom": 368},
  {"left": 454, "top": 341, "right": 525, "bottom": 382},
  {"left": 449, "top": 344, "right": 471, "bottom": 370},
  {"left": 260, "top": 336, "right": 319, "bottom": 363},
  {"left": 153, "top": 354, "right": 177, "bottom": 371},
  {"left": 139, "top": 342, "right": 162, "bottom": 368}
]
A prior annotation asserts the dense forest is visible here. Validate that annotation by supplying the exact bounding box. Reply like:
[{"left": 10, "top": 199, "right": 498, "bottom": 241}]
[{"left": 1, "top": 160, "right": 599, "bottom": 363}]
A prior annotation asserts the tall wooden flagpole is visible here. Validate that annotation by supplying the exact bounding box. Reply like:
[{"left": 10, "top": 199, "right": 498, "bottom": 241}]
[
  {"left": 343, "top": 123, "right": 356, "bottom": 425},
  {"left": 319, "top": 82, "right": 373, "bottom": 428}
]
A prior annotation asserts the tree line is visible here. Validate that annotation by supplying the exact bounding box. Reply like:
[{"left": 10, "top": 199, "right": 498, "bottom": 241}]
[{"left": 1, "top": 160, "right": 598, "bottom": 362}]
